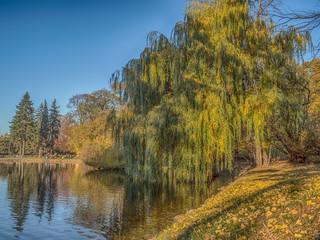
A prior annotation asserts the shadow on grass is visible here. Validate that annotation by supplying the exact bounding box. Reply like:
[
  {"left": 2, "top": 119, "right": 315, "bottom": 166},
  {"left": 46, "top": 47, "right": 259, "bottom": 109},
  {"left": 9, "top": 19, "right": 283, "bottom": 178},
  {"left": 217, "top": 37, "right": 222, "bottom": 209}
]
[
  {"left": 255, "top": 167, "right": 319, "bottom": 182},
  {"left": 176, "top": 166, "right": 320, "bottom": 239},
  {"left": 247, "top": 169, "right": 280, "bottom": 175}
]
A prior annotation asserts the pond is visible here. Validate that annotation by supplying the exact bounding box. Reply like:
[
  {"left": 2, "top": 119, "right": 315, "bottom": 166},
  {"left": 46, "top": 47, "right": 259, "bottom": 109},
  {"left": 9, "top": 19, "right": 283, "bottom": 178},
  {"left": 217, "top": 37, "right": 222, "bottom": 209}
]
[{"left": 0, "top": 162, "right": 232, "bottom": 239}]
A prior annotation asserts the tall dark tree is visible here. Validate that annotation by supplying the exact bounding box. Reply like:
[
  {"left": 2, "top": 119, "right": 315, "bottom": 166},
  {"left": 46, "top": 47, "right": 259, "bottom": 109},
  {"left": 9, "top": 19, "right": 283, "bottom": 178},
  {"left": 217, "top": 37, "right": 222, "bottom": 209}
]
[
  {"left": 35, "top": 101, "right": 50, "bottom": 157},
  {"left": 49, "top": 99, "right": 60, "bottom": 154},
  {"left": 9, "top": 92, "right": 36, "bottom": 157},
  {"left": 35, "top": 103, "right": 44, "bottom": 157}
]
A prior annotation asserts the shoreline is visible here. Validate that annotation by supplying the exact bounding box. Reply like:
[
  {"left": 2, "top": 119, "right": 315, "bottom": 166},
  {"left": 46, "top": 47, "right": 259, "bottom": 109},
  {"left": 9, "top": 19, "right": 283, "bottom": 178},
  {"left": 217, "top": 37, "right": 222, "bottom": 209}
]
[{"left": 0, "top": 157, "right": 83, "bottom": 165}]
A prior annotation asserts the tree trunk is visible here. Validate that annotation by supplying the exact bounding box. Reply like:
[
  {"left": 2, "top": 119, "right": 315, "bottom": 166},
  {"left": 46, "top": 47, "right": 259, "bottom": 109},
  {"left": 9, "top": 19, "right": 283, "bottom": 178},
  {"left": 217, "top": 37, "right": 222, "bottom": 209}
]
[
  {"left": 39, "top": 147, "right": 42, "bottom": 158},
  {"left": 262, "top": 149, "right": 268, "bottom": 165},
  {"left": 255, "top": 145, "right": 263, "bottom": 166},
  {"left": 255, "top": 147, "right": 270, "bottom": 166},
  {"left": 19, "top": 143, "right": 22, "bottom": 157},
  {"left": 51, "top": 138, "right": 54, "bottom": 155},
  {"left": 267, "top": 146, "right": 272, "bottom": 165},
  {"left": 22, "top": 140, "right": 25, "bottom": 158}
]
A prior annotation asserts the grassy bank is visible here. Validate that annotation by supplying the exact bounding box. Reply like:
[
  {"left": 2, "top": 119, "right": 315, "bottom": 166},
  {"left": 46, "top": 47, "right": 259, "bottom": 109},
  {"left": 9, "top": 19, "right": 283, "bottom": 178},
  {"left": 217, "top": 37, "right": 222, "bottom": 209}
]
[
  {"left": 155, "top": 161, "right": 320, "bottom": 240},
  {"left": 0, "top": 157, "right": 82, "bottom": 165}
]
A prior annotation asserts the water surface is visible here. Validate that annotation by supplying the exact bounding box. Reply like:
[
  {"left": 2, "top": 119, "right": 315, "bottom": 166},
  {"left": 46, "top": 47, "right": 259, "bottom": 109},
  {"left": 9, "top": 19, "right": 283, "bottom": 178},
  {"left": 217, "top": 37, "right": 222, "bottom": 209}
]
[{"left": 0, "top": 162, "right": 231, "bottom": 239}]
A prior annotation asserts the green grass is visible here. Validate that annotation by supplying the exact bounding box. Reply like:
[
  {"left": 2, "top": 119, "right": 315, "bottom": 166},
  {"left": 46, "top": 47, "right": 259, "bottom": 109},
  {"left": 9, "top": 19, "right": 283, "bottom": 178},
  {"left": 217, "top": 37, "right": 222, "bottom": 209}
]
[
  {"left": 0, "top": 156, "right": 82, "bottom": 164},
  {"left": 155, "top": 161, "right": 320, "bottom": 240}
]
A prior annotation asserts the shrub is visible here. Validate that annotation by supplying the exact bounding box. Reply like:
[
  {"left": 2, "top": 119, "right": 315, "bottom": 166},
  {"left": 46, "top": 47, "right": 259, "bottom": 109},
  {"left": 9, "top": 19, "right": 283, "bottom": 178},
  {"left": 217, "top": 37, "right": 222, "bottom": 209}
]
[{"left": 81, "top": 137, "right": 124, "bottom": 169}]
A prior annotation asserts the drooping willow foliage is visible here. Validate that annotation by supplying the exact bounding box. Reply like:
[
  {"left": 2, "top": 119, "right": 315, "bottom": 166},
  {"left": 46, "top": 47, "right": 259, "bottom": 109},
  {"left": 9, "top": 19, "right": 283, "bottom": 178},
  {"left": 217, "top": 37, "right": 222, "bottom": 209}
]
[{"left": 110, "top": 0, "right": 309, "bottom": 182}]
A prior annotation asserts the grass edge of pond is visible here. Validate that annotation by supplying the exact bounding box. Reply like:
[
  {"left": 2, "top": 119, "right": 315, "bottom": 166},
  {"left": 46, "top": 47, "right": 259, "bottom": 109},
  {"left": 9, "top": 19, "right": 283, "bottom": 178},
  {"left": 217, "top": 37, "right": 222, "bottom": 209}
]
[{"left": 0, "top": 157, "right": 82, "bottom": 165}]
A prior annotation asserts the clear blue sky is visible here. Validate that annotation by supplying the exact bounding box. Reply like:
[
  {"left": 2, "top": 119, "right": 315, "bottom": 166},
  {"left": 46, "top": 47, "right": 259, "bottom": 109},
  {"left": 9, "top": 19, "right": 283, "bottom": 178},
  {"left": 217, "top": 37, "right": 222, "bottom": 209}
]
[{"left": 0, "top": 0, "right": 319, "bottom": 135}]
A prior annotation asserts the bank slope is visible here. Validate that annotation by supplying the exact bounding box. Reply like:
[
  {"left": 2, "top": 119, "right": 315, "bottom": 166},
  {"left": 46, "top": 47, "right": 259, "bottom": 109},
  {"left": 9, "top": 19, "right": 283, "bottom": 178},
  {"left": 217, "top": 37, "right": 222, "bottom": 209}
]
[{"left": 156, "top": 161, "right": 320, "bottom": 240}]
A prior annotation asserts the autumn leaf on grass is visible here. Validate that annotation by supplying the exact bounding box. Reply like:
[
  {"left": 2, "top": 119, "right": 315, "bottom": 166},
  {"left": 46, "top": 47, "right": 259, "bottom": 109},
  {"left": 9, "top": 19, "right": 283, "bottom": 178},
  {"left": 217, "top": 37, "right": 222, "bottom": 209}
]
[
  {"left": 306, "top": 200, "right": 314, "bottom": 205},
  {"left": 266, "top": 211, "right": 272, "bottom": 217}
]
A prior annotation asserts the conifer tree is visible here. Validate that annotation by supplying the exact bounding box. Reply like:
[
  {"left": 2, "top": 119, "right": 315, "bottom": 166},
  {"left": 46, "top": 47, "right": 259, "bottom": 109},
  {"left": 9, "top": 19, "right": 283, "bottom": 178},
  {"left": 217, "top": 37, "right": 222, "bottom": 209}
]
[
  {"left": 35, "top": 101, "right": 50, "bottom": 157},
  {"left": 9, "top": 92, "right": 36, "bottom": 157},
  {"left": 42, "top": 100, "right": 50, "bottom": 150},
  {"left": 35, "top": 102, "right": 44, "bottom": 157},
  {"left": 49, "top": 99, "right": 60, "bottom": 154}
]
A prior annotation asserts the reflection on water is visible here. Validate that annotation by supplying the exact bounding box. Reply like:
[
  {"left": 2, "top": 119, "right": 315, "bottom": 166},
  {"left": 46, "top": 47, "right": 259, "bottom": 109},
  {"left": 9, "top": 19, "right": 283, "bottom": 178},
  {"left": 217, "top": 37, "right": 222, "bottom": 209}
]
[{"left": 0, "top": 162, "right": 232, "bottom": 239}]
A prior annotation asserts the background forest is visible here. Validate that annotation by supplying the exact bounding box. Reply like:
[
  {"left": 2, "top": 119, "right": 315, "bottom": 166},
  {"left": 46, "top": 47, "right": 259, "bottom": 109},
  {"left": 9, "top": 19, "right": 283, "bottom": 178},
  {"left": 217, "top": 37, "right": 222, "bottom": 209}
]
[{"left": 1, "top": 0, "right": 320, "bottom": 183}]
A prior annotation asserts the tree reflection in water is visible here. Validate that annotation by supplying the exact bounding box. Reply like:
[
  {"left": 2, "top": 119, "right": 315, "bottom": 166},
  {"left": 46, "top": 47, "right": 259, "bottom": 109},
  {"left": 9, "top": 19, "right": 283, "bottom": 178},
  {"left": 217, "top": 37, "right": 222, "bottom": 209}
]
[
  {"left": 3, "top": 163, "right": 58, "bottom": 231},
  {"left": 0, "top": 162, "right": 231, "bottom": 239}
]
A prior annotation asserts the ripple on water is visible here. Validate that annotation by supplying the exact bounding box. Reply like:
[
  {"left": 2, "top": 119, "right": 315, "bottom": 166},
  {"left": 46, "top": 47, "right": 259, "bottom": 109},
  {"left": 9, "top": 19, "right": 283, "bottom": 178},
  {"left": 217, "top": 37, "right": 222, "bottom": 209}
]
[{"left": 0, "top": 162, "right": 232, "bottom": 239}]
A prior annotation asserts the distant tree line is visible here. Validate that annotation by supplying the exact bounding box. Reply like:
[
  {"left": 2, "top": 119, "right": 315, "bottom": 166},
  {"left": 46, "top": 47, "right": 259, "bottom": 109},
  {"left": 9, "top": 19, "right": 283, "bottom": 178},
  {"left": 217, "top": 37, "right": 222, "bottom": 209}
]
[
  {"left": 0, "top": 89, "right": 121, "bottom": 164},
  {"left": 5, "top": 92, "right": 61, "bottom": 157}
]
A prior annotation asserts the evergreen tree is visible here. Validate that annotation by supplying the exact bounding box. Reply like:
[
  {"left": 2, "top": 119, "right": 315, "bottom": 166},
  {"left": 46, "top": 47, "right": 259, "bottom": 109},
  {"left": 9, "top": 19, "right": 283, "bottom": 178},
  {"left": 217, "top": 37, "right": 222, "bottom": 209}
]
[
  {"left": 42, "top": 100, "right": 50, "bottom": 152},
  {"left": 9, "top": 92, "right": 36, "bottom": 157},
  {"left": 35, "top": 102, "right": 44, "bottom": 156},
  {"left": 49, "top": 99, "right": 60, "bottom": 154},
  {"left": 35, "top": 101, "right": 50, "bottom": 157}
]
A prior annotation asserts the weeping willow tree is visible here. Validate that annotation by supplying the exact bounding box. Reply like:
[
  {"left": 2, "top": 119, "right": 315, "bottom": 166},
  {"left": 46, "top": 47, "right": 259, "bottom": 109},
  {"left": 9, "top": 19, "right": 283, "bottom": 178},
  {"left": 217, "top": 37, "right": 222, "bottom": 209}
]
[{"left": 111, "top": 0, "right": 309, "bottom": 182}]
